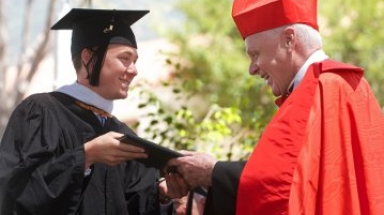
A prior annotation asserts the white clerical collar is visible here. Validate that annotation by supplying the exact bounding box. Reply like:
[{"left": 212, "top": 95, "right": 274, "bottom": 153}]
[
  {"left": 55, "top": 82, "right": 113, "bottom": 114},
  {"left": 287, "top": 49, "right": 328, "bottom": 94}
]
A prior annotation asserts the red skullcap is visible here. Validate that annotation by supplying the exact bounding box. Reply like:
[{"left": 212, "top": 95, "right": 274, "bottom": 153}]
[{"left": 232, "top": 0, "right": 318, "bottom": 39}]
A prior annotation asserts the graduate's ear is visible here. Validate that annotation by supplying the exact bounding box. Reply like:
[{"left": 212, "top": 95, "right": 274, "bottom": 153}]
[
  {"left": 80, "top": 48, "right": 93, "bottom": 66},
  {"left": 77, "top": 48, "right": 95, "bottom": 83}
]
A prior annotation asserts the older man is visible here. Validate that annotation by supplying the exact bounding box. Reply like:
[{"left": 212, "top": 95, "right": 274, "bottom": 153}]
[{"left": 167, "top": 0, "right": 384, "bottom": 214}]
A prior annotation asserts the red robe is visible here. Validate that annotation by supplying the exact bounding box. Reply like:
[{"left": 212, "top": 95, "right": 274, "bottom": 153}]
[{"left": 236, "top": 60, "right": 384, "bottom": 215}]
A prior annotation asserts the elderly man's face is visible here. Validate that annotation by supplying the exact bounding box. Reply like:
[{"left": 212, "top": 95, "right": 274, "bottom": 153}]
[{"left": 245, "top": 27, "right": 296, "bottom": 97}]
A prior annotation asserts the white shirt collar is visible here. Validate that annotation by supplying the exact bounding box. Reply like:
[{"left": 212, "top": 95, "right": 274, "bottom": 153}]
[
  {"left": 287, "top": 49, "right": 328, "bottom": 94},
  {"left": 55, "top": 82, "right": 113, "bottom": 114}
]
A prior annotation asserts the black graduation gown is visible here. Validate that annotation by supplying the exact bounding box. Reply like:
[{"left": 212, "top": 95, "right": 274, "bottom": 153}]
[
  {"left": 202, "top": 161, "right": 246, "bottom": 215},
  {"left": 0, "top": 92, "right": 160, "bottom": 215}
]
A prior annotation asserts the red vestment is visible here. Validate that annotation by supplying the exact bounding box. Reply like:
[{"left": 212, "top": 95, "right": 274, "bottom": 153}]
[{"left": 236, "top": 60, "right": 384, "bottom": 215}]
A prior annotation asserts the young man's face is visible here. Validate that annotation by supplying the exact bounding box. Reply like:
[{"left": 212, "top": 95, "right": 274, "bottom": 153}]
[
  {"left": 95, "top": 44, "right": 139, "bottom": 100},
  {"left": 245, "top": 28, "right": 295, "bottom": 97}
]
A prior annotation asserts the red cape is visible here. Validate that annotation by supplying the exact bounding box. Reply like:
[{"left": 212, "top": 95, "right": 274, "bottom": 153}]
[{"left": 237, "top": 60, "right": 384, "bottom": 215}]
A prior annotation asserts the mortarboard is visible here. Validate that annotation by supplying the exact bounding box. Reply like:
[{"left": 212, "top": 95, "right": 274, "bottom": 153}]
[
  {"left": 51, "top": 8, "right": 149, "bottom": 85},
  {"left": 232, "top": 0, "right": 318, "bottom": 39}
]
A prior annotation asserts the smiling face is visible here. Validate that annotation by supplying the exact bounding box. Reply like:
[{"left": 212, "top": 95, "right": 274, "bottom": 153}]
[
  {"left": 245, "top": 27, "right": 296, "bottom": 97},
  {"left": 79, "top": 44, "right": 139, "bottom": 100}
]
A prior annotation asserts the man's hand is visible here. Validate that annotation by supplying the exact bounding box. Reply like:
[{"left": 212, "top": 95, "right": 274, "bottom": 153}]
[
  {"left": 167, "top": 151, "right": 217, "bottom": 188},
  {"left": 158, "top": 173, "right": 190, "bottom": 202},
  {"left": 84, "top": 131, "right": 147, "bottom": 167}
]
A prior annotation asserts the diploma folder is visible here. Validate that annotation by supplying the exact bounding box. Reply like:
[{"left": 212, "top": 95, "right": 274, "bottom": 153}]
[{"left": 118, "top": 133, "right": 183, "bottom": 171}]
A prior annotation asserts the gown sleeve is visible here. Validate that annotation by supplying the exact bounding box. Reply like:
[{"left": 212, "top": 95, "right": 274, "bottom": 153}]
[
  {"left": 203, "top": 161, "right": 246, "bottom": 215},
  {"left": 0, "top": 95, "right": 86, "bottom": 215}
]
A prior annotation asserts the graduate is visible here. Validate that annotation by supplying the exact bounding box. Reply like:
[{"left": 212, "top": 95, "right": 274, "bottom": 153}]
[{"left": 0, "top": 8, "right": 187, "bottom": 215}]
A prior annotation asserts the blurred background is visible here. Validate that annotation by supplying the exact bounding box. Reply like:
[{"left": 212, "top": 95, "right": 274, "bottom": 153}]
[{"left": 0, "top": 0, "right": 383, "bottom": 160}]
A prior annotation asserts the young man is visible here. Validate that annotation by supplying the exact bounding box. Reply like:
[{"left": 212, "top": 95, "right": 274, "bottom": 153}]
[
  {"left": 0, "top": 8, "right": 186, "bottom": 215},
  {"left": 167, "top": 0, "right": 384, "bottom": 214}
]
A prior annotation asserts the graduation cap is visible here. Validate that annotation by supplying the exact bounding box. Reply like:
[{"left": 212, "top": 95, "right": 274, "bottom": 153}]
[
  {"left": 51, "top": 8, "right": 149, "bottom": 85},
  {"left": 232, "top": 0, "right": 318, "bottom": 39}
]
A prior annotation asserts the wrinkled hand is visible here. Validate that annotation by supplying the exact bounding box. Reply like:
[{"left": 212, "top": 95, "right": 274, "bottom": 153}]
[
  {"left": 84, "top": 132, "right": 147, "bottom": 167},
  {"left": 167, "top": 151, "right": 217, "bottom": 188}
]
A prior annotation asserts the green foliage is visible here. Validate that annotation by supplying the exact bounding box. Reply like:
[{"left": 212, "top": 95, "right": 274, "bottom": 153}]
[
  {"left": 165, "top": 0, "right": 276, "bottom": 133},
  {"left": 320, "top": 0, "right": 384, "bottom": 103},
  {"left": 135, "top": 81, "right": 257, "bottom": 160}
]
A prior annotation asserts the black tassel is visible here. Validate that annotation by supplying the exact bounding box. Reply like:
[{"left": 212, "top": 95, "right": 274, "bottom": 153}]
[
  {"left": 89, "top": 42, "right": 108, "bottom": 86},
  {"left": 89, "top": 11, "right": 116, "bottom": 86}
]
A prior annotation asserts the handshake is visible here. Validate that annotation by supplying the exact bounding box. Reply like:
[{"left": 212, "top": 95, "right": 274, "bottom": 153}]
[
  {"left": 118, "top": 133, "right": 217, "bottom": 213},
  {"left": 164, "top": 150, "right": 217, "bottom": 195}
]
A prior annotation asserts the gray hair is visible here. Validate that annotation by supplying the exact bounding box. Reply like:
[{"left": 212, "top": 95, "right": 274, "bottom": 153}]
[
  {"left": 265, "top": 23, "right": 323, "bottom": 51},
  {"left": 292, "top": 23, "right": 323, "bottom": 50}
]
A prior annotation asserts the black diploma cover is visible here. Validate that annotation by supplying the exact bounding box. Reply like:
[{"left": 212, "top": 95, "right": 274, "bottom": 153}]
[{"left": 118, "top": 133, "right": 183, "bottom": 171}]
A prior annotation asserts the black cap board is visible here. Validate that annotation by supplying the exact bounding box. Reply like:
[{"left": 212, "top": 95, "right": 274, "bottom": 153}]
[{"left": 51, "top": 8, "right": 149, "bottom": 85}]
